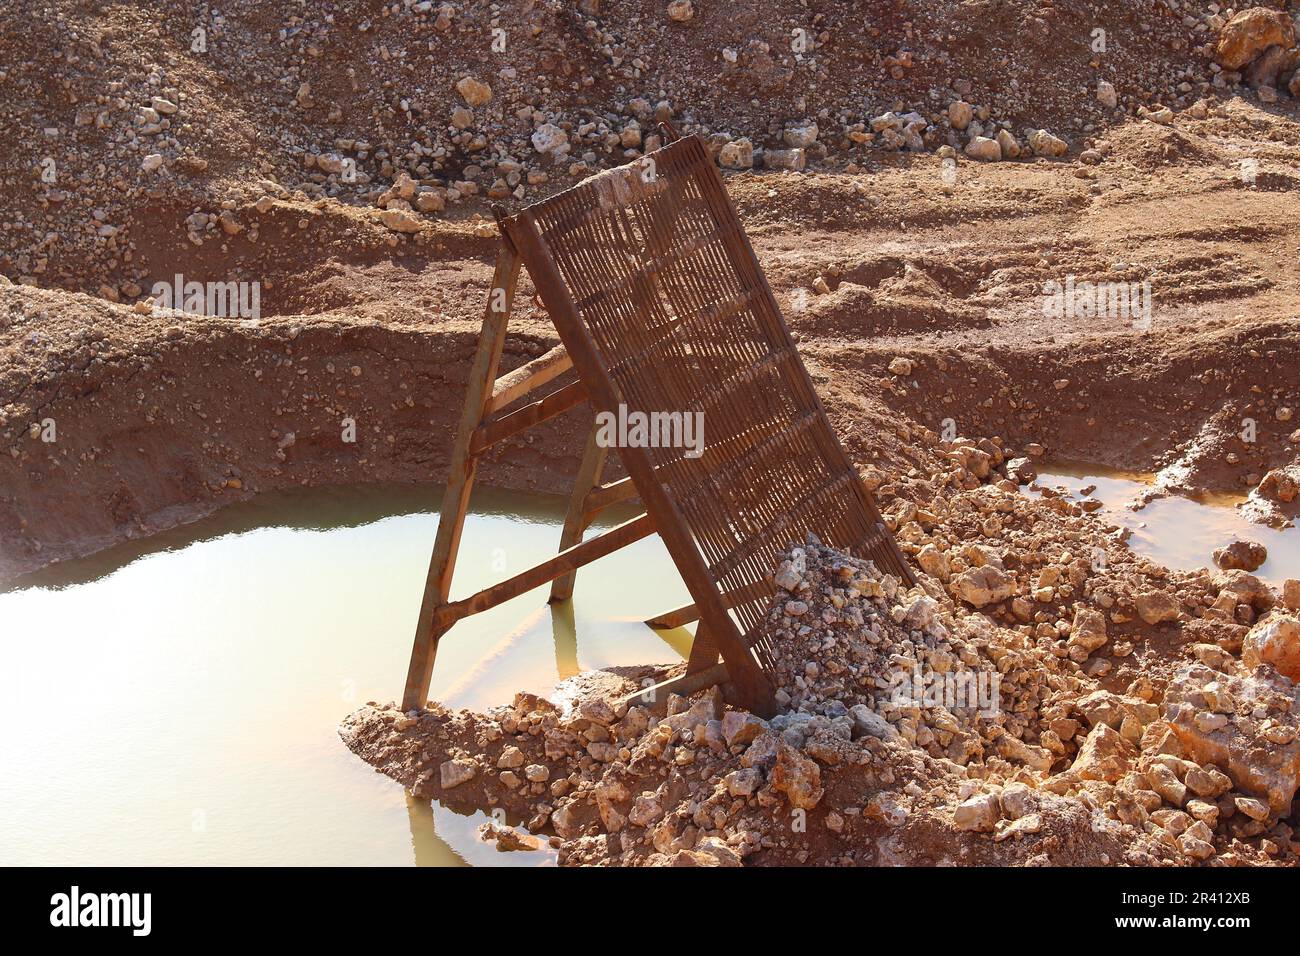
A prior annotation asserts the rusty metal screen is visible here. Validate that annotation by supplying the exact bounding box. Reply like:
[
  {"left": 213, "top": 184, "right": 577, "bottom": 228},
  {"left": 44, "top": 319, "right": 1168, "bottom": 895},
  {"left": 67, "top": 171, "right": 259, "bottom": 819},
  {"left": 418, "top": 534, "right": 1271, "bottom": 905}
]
[{"left": 501, "top": 134, "right": 912, "bottom": 689}]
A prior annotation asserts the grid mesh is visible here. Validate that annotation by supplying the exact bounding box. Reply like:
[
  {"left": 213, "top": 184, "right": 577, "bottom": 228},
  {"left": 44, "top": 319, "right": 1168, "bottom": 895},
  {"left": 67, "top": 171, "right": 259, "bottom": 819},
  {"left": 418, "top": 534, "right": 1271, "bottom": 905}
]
[{"left": 515, "top": 135, "right": 913, "bottom": 671}]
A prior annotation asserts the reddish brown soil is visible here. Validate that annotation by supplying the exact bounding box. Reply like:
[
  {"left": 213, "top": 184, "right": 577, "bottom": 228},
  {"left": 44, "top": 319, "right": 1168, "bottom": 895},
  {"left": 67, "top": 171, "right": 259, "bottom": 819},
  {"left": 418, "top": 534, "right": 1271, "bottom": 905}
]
[{"left": 4, "top": 0, "right": 1300, "bottom": 867}]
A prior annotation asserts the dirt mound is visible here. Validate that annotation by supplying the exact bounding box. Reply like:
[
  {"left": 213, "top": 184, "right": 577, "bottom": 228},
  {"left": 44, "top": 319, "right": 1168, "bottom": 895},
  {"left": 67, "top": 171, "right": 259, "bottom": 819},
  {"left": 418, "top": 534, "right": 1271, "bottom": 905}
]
[{"left": 0, "top": 0, "right": 1242, "bottom": 299}]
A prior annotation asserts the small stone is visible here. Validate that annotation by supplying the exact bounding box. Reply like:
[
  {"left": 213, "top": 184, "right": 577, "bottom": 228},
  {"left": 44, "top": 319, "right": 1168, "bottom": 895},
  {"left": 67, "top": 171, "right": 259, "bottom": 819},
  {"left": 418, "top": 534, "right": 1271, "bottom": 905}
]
[
  {"left": 1179, "top": 834, "right": 1215, "bottom": 860},
  {"left": 440, "top": 757, "right": 477, "bottom": 790},
  {"left": 1213, "top": 540, "right": 1266, "bottom": 572},
  {"left": 1006, "top": 457, "right": 1036, "bottom": 483},
  {"left": 770, "top": 742, "right": 823, "bottom": 809},
  {"left": 719, "top": 138, "right": 754, "bottom": 169},
  {"left": 849, "top": 704, "right": 899, "bottom": 741},
  {"left": 577, "top": 696, "right": 617, "bottom": 726},
  {"left": 1243, "top": 614, "right": 1300, "bottom": 681},
  {"left": 1028, "top": 129, "right": 1068, "bottom": 157},
  {"left": 1068, "top": 607, "right": 1109, "bottom": 654},
  {"left": 783, "top": 122, "right": 818, "bottom": 148},
  {"left": 1142, "top": 106, "right": 1174, "bottom": 126},
  {"left": 531, "top": 123, "right": 569, "bottom": 155},
  {"left": 948, "top": 100, "right": 974, "bottom": 131},
  {"left": 964, "top": 136, "right": 1002, "bottom": 162},
  {"left": 723, "top": 768, "right": 763, "bottom": 798},
  {"left": 1072, "top": 723, "right": 1136, "bottom": 782},
  {"left": 1135, "top": 590, "right": 1180, "bottom": 625},
  {"left": 953, "top": 791, "right": 1001, "bottom": 831},
  {"left": 455, "top": 77, "right": 493, "bottom": 107},
  {"left": 667, "top": 0, "right": 694, "bottom": 22},
  {"left": 628, "top": 792, "right": 664, "bottom": 827},
  {"left": 888, "top": 356, "right": 914, "bottom": 376},
  {"left": 951, "top": 564, "right": 1016, "bottom": 608},
  {"left": 415, "top": 191, "right": 446, "bottom": 213},
  {"left": 496, "top": 745, "right": 525, "bottom": 769},
  {"left": 995, "top": 129, "right": 1021, "bottom": 159},
  {"left": 721, "top": 710, "right": 767, "bottom": 747},
  {"left": 142, "top": 153, "right": 164, "bottom": 173},
  {"left": 1147, "top": 762, "right": 1188, "bottom": 806},
  {"left": 692, "top": 836, "right": 742, "bottom": 867},
  {"left": 1096, "top": 80, "right": 1118, "bottom": 108},
  {"left": 764, "top": 148, "right": 806, "bottom": 171},
  {"left": 378, "top": 207, "right": 422, "bottom": 233}
]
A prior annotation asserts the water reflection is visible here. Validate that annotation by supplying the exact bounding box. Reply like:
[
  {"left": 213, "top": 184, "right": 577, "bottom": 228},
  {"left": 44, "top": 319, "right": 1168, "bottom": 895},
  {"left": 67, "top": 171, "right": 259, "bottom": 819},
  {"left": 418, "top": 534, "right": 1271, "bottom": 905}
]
[
  {"left": 0, "top": 482, "right": 690, "bottom": 865},
  {"left": 1026, "top": 463, "right": 1300, "bottom": 586}
]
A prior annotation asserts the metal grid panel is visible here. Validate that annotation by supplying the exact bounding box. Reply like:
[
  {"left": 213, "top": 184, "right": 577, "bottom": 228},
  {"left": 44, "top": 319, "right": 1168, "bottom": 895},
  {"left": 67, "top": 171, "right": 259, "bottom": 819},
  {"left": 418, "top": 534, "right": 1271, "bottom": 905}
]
[{"left": 504, "top": 135, "right": 913, "bottom": 677}]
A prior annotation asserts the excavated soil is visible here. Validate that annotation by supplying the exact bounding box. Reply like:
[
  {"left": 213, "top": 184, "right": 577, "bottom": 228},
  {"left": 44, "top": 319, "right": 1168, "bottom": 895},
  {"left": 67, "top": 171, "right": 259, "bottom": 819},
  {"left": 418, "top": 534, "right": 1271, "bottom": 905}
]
[{"left": 5, "top": 0, "right": 1300, "bottom": 866}]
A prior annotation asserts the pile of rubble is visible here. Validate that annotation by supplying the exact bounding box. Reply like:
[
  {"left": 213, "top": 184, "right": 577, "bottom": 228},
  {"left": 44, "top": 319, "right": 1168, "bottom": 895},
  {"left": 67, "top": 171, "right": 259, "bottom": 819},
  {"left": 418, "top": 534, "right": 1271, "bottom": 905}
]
[
  {"left": 8, "top": 1, "right": 1298, "bottom": 294},
  {"left": 342, "top": 533, "right": 1300, "bottom": 866}
]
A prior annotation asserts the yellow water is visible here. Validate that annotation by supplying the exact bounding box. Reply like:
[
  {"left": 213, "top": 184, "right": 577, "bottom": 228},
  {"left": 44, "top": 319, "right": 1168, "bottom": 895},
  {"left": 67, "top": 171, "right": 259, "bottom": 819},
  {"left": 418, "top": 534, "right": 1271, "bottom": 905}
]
[
  {"left": 0, "top": 484, "right": 691, "bottom": 866},
  {"left": 1027, "top": 463, "right": 1300, "bottom": 587}
]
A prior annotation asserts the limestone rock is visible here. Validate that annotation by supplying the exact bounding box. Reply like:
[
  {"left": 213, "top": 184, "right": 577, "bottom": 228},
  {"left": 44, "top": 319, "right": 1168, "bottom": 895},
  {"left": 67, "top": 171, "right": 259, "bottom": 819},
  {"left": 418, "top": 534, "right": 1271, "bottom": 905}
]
[
  {"left": 784, "top": 122, "right": 818, "bottom": 148},
  {"left": 995, "top": 129, "right": 1021, "bottom": 159},
  {"left": 1258, "top": 466, "right": 1299, "bottom": 504},
  {"left": 455, "top": 77, "right": 493, "bottom": 107},
  {"left": 1243, "top": 614, "right": 1300, "bottom": 681},
  {"left": 378, "top": 207, "right": 422, "bottom": 233},
  {"left": 692, "top": 835, "right": 742, "bottom": 866},
  {"left": 721, "top": 710, "right": 767, "bottom": 747},
  {"left": 948, "top": 100, "right": 974, "bottom": 131},
  {"left": 953, "top": 791, "right": 1001, "bottom": 831},
  {"left": 1214, "top": 539, "right": 1267, "bottom": 572},
  {"left": 952, "top": 564, "right": 1016, "bottom": 607},
  {"left": 770, "top": 742, "right": 823, "bottom": 809},
  {"left": 628, "top": 792, "right": 664, "bottom": 827},
  {"left": 440, "top": 757, "right": 477, "bottom": 789},
  {"left": 764, "top": 148, "right": 806, "bottom": 171},
  {"left": 1214, "top": 8, "right": 1296, "bottom": 71},
  {"left": 1068, "top": 607, "right": 1109, "bottom": 654},
  {"left": 496, "top": 745, "right": 525, "bottom": 768},
  {"left": 1135, "top": 590, "right": 1180, "bottom": 625},
  {"left": 965, "top": 136, "right": 1002, "bottom": 162},
  {"left": 1028, "top": 129, "right": 1068, "bottom": 157},
  {"left": 1165, "top": 664, "right": 1300, "bottom": 814},
  {"left": 916, "top": 543, "right": 950, "bottom": 580},
  {"left": 531, "top": 123, "right": 569, "bottom": 155},
  {"left": 849, "top": 704, "right": 900, "bottom": 741},
  {"left": 1072, "top": 723, "right": 1135, "bottom": 782},
  {"left": 667, "top": 0, "right": 694, "bottom": 23},
  {"left": 719, "top": 138, "right": 754, "bottom": 169},
  {"left": 1006, "top": 457, "right": 1036, "bottom": 483}
]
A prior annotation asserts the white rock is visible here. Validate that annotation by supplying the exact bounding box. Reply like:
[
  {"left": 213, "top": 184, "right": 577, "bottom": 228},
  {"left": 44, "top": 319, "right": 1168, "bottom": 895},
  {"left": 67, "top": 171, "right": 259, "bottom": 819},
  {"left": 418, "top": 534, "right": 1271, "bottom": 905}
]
[
  {"left": 1028, "top": 129, "right": 1068, "bottom": 157},
  {"left": 953, "top": 792, "right": 1001, "bottom": 831},
  {"left": 531, "top": 123, "right": 569, "bottom": 155},
  {"left": 964, "top": 136, "right": 1002, "bottom": 162}
]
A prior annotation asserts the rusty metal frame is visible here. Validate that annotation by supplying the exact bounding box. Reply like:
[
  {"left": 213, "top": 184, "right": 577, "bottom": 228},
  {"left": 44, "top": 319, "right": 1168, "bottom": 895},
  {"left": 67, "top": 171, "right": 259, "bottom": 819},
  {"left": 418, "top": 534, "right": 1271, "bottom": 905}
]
[{"left": 402, "top": 133, "right": 913, "bottom": 717}]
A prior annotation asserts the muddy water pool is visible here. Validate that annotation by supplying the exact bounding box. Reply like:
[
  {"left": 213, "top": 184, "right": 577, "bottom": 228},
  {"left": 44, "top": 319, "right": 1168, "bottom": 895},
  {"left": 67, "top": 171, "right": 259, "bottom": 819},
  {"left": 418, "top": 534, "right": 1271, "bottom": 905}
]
[
  {"left": 1025, "top": 463, "right": 1300, "bottom": 586},
  {"left": 0, "top": 484, "right": 689, "bottom": 866}
]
